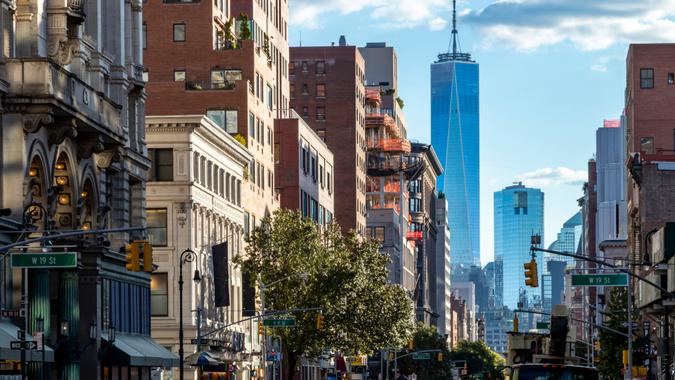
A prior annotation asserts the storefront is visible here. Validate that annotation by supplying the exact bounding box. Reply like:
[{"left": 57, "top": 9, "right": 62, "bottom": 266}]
[
  {"left": 0, "top": 320, "right": 54, "bottom": 379},
  {"left": 100, "top": 332, "right": 179, "bottom": 380}
]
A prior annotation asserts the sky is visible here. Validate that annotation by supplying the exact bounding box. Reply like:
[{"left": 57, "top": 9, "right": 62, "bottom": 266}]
[{"left": 288, "top": 0, "right": 675, "bottom": 266}]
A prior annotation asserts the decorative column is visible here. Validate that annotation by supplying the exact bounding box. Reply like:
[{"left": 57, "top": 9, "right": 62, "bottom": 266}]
[
  {"left": 59, "top": 271, "right": 80, "bottom": 380},
  {"left": 28, "top": 269, "right": 50, "bottom": 379}
]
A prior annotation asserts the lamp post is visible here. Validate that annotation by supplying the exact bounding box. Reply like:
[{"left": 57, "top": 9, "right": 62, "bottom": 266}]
[
  {"left": 36, "top": 316, "right": 44, "bottom": 380},
  {"left": 179, "top": 248, "right": 200, "bottom": 380}
]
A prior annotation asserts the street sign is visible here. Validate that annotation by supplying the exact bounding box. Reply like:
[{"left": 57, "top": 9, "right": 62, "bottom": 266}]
[
  {"left": 536, "top": 322, "right": 550, "bottom": 329},
  {"left": 412, "top": 353, "right": 431, "bottom": 360},
  {"left": 1, "top": 310, "right": 21, "bottom": 318},
  {"left": 571, "top": 273, "right": 628, "bottom": 286},
  {"left": 34, "top": 333, "right": 43, "bottom": 350},
  {"left": 190, "top": 338, "right": 210, "bottom": 345},
  {"left": 621, "top": 321, "right": 639, "bottom": 330},
  {"left": 10, "top": 341, "right": 37, "bottom": 350},
  {"left": 263, "top": 318, "right": 296, "bottom": 327},
  {"left": 10, "top": 253, "right": 77, "bottom": 268}
]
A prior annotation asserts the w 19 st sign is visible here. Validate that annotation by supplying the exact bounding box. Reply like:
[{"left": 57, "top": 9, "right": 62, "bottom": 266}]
[{"left": 571, "top": 273, "right": 628, "bottom": 286}]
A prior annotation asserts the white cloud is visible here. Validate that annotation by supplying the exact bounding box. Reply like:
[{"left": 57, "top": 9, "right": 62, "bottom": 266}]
[
  {"left": 429, "top": 17, "right": 449, "bottom": 31},
  {"left": 464, "top": 0, "right": 675, "bottom": 51},
  {"left": 516, "top": 167, "right": 587, "bottom": 187},
  {"left": 290, "top": 0, "right": 451, "bottom": 30}
]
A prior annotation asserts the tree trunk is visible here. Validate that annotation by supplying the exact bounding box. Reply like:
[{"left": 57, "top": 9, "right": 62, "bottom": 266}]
[{"left": 283, "top": 345, "right": 299, "bottom": 380}]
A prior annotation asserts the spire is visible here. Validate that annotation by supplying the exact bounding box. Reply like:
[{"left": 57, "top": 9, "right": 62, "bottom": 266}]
[{"left": 452, "top": 0, "right": 458, "bottom": 55}]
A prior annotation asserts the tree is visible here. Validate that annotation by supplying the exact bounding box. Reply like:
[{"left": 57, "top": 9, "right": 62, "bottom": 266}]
[
  {"left": 397, "top": 323, "right": 452, "bottom": 380},
  {"left": 235, "top": 210, "right": 414, "bottom": 380},
  {"left": 237, "top": 13, "right": 251, "bottom": 40},
  {"left": 450, "top": 340, "right": 506, "bottom": 379}
]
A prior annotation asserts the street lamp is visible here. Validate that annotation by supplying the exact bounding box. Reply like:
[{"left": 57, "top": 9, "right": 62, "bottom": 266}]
[{"left": 179, "top": 248, "right": 200, "bottom": 380}]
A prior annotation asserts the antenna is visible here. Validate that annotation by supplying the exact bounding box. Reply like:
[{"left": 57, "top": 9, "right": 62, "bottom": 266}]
[
  {"left": 299, "top": 31, "right": 302, "bottom": 47},
  {"left": 451, "top": 0, "right": 458, "bottom": 55}
]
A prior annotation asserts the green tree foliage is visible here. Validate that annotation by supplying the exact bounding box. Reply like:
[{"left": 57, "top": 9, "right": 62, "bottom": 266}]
[
  {"left": 450, "top": 340, "right": 506, "bottom": 379},
  {"left": 235, "top": 210, "right": 414, "bottom": 380},
  {"left": 397, "top": 323, "right": 452, "bottom": 380},
  {"left": 237, "top": 13, "right": 251, "bottom": 40}
]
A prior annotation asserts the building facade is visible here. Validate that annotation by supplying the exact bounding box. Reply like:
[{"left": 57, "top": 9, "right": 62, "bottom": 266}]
[
  {"left": 289, "top": 39, "right": 367, "bottom": 236},
  {"left": 434, "top": 196, "right": 452, "bottom": 340},
  {"left": 625, "top": 43, "right": 675, "bottom": 377},
  {"left": 430, "top": 25, "right": 480, "bottom": 271},
  {"left": 494, "top": 183, "right": 544, "bottom": 309},
  {"left": 143, "top": 0, "right": 285, "bottom": 225},
  {"left": 274, "top": 112, "right": 335, "bottom": 225},
  {"left": 146, "top": 115, "right": 252, "bottom": 379},
  {"left": 0, "top": 0, "right": 179, "bottom": 378}
]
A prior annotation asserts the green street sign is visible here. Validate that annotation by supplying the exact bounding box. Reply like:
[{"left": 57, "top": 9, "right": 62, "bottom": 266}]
[
  {"left": 10, "top": 253, "right": 77, "bottom": 268},
  {"left": 263, "top": 318, "right": 296, "bottom": 327},
  {"left": 412, "top": 353, "right": 431, "bottom": 360},
  {"left": 571, "top": 274, "right": 628, "bottom": 286},
  {"left": 536, "top": 322, "right": 550, "bottom": 329}
]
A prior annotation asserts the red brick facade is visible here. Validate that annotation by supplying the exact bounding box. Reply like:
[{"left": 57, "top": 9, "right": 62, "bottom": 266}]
[{"left": 289, "top": 46, "right": 367, "bottom": 234}]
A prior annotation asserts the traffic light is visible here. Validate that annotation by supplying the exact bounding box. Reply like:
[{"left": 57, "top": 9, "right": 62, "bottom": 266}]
[
  {"left": 258, "top": 322, "right": 264, "bottom": 335},
  {"left": 387, "top": 351, "right": 394, "bottom": 361},
  {"left": 407, "top": 340, "right": 413, "bottom": 350},
  {"left": 437, "top": 352, "right": 443, "bottom": 362},
  {"left": 124, "top": 243, "right": 140, "bottom": 271},
  {"left": 524, "top": 259, "right": 538, "bottom": 287},
  {"left": 593, "top": 340, "right": 600, "bottom": 351},
  {"left": 142, "top": 241, "right": 154, "bottom": 272},
  {"left": 316, "top": 314, "right": 325, "bottom": 330}
]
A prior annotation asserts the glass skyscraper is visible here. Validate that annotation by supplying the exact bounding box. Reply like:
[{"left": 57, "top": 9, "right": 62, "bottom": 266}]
[
  {"left": 430, "top": 12, "right": 480, "bottom": 270},
  {"left": 493, "top": 183, "right": 544, "bottom": 309}
]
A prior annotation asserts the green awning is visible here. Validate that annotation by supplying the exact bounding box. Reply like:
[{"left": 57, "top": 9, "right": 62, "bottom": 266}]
[
  {"left": 101, "top": 332, "right": 179, "bottom": 368},
  {"left": 0, "top": 321, "right": 54, "bottom": 362}
]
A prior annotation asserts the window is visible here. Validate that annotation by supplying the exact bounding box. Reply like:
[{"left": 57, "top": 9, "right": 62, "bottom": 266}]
[
  {"left": 301, "top": 143, "right": 308, "bottom": 174},
  {"left": 640, "top": 68, "right": 654, "bottom": 89},
  {"left": 274, "top": 143, "right": 280, "bottom": 165},
  {"left": 266, "top": 84, "right": 273, "bottom": 110},
  {"left": 316, "top": 61, "right": 325, "bottom": 74},
  {"left": 316, "top": 107, "right": 325, "bottom": 121},
  {"left": 173, "top": 23, "right": 186, "bottom": 42},
  {"left": 267, "top": 127, "right": 272, "bottom": 145},
  {"left": 310, "top": 198, "right": 318, "bottom": 221},
  {"left": 290, "top": 84, "right": 295, "bottom": 99},
  {"left": 146, "top": 209, "right": 168, "bottom": 246},
  {"left": 316, "top": 84, "right": 325, "bottom": 97},
  {"left": 289, "top": 61, "right": 295, "bottom": 75},
  {"left": 301, "top": 61, "right": 308, "bottom": 72},
  {"left": 248, "top": 112, "right": 255, "bottom": 139},
  {"left": 150, "top": 274, "right": 168, "bottom": 316},
  {"left": 641, "top": 136, "right": 655, "bottom": 154},
  {"left": 149, "top": 149, "right": 173, "bottom": 181},
  {"left": 319, "top": 162, "right": 325, "bottom": 188},
  {"left": 327, "top": 170, "right": 332, "bottom": 194},
  {"left": 301, "top": 84, "right": 308, "bottom": 95},
  {"left": 311, "top": 152, "right": 317, "bottom": 182},
  {"left": 210, "top": 69, "right": 241, "bottom": 89},
  {"left": 174, "top": 70, "right": 186, "bottom": 82},
  {"left": 206, "top": 110, "right": 238, "bottom": 133},
  {"left": 302, "top": 107, "right": 308, "bottom": 117},
  {"left": 409, "top": 198, "right": 421, "bottom": 213},
  {"left": 142, "top": 24, "right": 147, "bottom": 49},
  {"left": 669, "top": 73, "right": 674, "bottom": 85}
]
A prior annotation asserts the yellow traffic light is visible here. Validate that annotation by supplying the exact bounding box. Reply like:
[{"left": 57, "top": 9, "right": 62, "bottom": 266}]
[
  {"left": 142, "top": 241, "right": 154, "bottom": 272},
  {"left": 316, "top": 314, "right": 325, "bottom": 330},
  {"left": 258, "top": 322, "right": 264, "bottom": 335},
  {"left": 407, "top": 340, "right": 413, "bottom": 350},
  {"left": 593, "top": 340, "right": 600, "bottom": 351},
  {"left": 125, "top": 243, "right": 140, "bottom": 271},
  {"left": 437, "top": 352, "right": 443, "bottom": 362},
  {"left": 524, "top": 259, "right": 538, "bottom": 287},
  {"left": 387, "top": 352, "right": 394, "bottom": 361}
]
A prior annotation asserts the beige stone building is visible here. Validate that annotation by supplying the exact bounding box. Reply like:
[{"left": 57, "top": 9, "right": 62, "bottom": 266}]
[{"left": 146, "top": 115, "right": 253, "bottom": 380}]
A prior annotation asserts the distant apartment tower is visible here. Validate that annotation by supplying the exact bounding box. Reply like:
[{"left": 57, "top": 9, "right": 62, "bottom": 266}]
[
  {"left": 596, "top": 119, "right": 628, "bottom": 244},
  {"left": 290, "top": 38, "right": 367, "bottom": 235},
  {"left": 548, "top": 212, "right": 583, "bottom": 268},
  {"left": 494, "top": 183, "right": 544, "bottom": 309},
  {"left": 434, "top": 195, "right": 452, "bottom": 339},
  {"left": 430, "top": 4, "right": 480, "bottom": 270},
  {"left": 275, "top": 112, "right": 335, "bottom": 225}
]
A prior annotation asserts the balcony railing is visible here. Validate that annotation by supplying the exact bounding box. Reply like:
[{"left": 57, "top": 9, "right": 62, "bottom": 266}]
[
  {"left": 365, "top": 88, "right": 381, "bottom": 104},
  {"left": 185, "top": 81, "right": 236, "bottom": 91},
  {"left": 369, "top": 138, "right": 410, "bottom": 153},
  {"left": 406, "top": 231, "right": 423, "bottom": 241}
]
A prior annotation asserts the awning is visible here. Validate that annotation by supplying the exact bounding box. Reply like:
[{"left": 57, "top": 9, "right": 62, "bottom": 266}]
[
  {"left": 185, "top": 351, "right": 223, "bottom": 366},
  {"left": 0, "top": 321, "right": 54, "bottom": 362},
  {"left": 101, "top": 332, "right": 179, "bottom": 368}
]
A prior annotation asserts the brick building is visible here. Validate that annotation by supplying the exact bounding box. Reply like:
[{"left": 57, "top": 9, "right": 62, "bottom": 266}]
[
  {"left": 289, "top": 39, "right": 367, "bottom": 235},
  {"left": 625, "top": 43, "right": 675, "bottom": 377},
  {"left": 275, "top": 112, "right": 335, "bottom": 225}
]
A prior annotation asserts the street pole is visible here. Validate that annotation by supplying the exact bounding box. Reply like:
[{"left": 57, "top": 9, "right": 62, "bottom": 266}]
[
  {"left": 178, "top": 248, "right": 198, "bottom": 380},
  {"left": 665, "top": 305, "right": 671, "bottom": 380},
  {"left": 261, "top": 281, "right": 267, "bottom": 380},
  {"left": 628, "top": 273, "right": 633, "bottom": 380}
]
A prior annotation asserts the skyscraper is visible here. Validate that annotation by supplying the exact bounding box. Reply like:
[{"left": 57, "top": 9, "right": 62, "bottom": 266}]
[
  {"left": 431, "top": 0, "right": 480, "bottom": 269},
  {"left": 494, "top": 183, "right": 544, "bottom": 309}
]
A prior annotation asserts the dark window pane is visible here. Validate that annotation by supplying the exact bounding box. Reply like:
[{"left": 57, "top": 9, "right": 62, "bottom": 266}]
[{"left": 147, "top": 209, "right": 168, "bottom": 246}]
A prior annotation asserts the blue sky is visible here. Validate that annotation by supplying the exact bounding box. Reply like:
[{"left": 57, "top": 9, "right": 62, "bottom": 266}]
[{"left": 288, "top": 0, "right": 675, "bottom": 265}]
